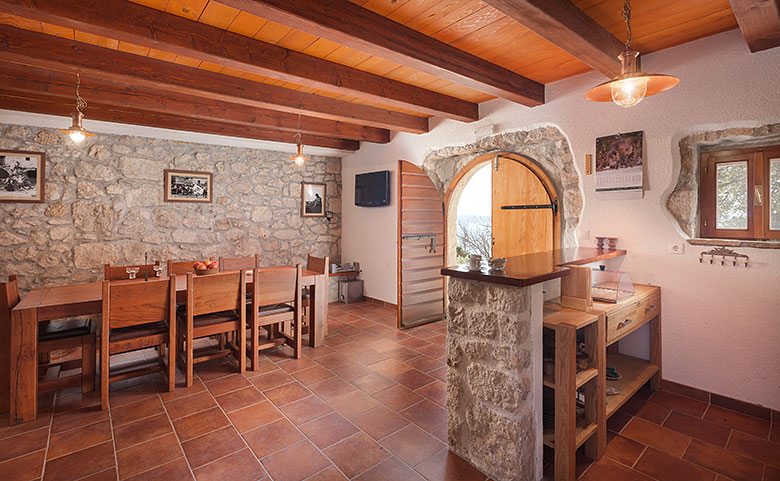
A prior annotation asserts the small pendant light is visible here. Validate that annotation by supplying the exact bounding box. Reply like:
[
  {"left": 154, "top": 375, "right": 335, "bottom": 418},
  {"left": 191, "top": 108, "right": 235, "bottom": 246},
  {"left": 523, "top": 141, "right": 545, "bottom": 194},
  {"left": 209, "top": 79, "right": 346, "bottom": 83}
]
[
  {"left": 585, "top": 0, "right": 679, "bottom": 107},
  {"left": 59, "top": 73, "right": 95, "bottom": 143},
  {"left": 290, "top": 114, "right": 309, "bottom": 166}
]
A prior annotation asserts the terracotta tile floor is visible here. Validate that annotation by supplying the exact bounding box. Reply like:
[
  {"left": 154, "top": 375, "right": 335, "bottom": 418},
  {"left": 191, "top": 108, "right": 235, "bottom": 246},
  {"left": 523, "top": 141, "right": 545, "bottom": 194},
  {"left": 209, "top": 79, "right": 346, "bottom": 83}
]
[{"left": 0, "top": 301, "right": 778, "bottom": 481}]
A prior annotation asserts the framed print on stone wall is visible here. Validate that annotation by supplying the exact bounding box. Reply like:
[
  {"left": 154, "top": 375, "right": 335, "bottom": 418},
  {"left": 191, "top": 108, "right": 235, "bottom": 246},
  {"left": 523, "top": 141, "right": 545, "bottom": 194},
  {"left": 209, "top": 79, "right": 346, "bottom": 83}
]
[
  {"left": 0, "top": 150, "right": 45, "bottom": 203},
  {"left": 164, "top": 169, "right": 213, "bottom": 203},
  {"left": 301, "top": 182, "right": 326, "bottom": 217}
]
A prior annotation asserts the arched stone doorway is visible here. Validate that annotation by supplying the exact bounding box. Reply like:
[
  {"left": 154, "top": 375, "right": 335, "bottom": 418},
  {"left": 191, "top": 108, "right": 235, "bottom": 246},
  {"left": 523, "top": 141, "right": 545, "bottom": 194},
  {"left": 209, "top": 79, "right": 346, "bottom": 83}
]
[
  {"left": 416, "top": 124, "right": 582, "bottom": 266},
  {"left": 443, "top": 152, "right": 561, "bottom": 266}
]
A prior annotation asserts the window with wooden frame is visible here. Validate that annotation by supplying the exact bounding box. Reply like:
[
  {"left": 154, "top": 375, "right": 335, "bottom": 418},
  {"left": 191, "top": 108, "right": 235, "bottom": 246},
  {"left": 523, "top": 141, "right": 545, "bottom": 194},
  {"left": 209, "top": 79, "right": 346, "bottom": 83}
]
[{"left": 700, "top": 145, "right": 780, "bottom": 240}]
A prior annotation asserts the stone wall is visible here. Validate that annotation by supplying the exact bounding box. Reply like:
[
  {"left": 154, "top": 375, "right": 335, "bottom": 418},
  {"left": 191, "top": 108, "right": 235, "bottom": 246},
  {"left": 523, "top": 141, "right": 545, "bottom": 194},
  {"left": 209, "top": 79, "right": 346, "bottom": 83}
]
[
  {"left": 446, "top": 277, "right": 537, "bottom": 481},
  {"left": 0, "top": 123, "right": 342, "bottom": 295}
]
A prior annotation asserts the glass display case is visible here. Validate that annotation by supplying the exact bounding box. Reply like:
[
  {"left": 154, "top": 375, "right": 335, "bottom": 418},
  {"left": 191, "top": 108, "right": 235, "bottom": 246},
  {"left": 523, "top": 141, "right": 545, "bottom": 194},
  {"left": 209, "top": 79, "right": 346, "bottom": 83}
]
[{"left": 591, "top": 268, "right": 635, "bottom": 303}]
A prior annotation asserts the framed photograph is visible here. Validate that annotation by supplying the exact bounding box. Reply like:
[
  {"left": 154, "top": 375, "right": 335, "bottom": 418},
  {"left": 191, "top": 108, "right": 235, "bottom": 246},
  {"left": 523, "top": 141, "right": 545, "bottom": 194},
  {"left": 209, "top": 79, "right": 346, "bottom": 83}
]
[
  {"left": 0, "top": 150, "right": 45, "bottom": 203},
  {"left": 301, "top": 182, "right": 326, "bottom": 217},
  {"left": 164, "top": 169, "right": 213, "bottom": 203},
  {"left": 595, "top": 131, "right": 644, "bottom": 198}
]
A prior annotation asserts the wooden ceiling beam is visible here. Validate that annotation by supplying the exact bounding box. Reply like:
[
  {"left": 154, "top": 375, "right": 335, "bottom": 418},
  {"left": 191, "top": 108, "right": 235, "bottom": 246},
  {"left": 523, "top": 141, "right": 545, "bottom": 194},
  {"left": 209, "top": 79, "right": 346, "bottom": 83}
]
[
  {"left": 218, "top": 0, "right": 545, "bottom": 106},
  {"left": 729, "top": 0, "right": 780, "bottom": 52},
  {"left": 483, "top": 0, "right": 624, "bottom": 78},
  {"left": 0, "top": 90, "right": 360, "bottom": 151},
  {"left": 0, "top": 0, "right": 477, "bottom": 122},
  {"left": 0, "top": 25, "right": 428, "bottom": 134},
  {"left": 0, "top": 61, "right": 389, "bottom": 143}
]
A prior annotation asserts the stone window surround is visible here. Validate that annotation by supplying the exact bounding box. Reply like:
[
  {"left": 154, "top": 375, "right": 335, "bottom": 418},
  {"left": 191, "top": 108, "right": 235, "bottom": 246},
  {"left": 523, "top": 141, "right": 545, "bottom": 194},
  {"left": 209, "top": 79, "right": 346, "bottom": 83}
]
[{"left": 665, "top": 121, "right": 780, "bottom": 249}]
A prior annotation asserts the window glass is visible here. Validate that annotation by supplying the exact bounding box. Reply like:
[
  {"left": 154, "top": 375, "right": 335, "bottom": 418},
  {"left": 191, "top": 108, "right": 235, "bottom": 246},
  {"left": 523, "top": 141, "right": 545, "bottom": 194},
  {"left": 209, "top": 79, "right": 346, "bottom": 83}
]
[
  {"left": 771, "top": 158, "right": 780, "bottom": 230},
  {"left": 715, "top": 161, "right": 748, "bottom": 230}
]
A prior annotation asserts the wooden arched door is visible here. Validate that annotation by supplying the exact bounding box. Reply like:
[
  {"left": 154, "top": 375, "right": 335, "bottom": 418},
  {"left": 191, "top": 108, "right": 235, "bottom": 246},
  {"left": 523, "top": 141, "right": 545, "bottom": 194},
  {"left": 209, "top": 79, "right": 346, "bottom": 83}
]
[{"left": 492, "top": 155, "right": 558, "bottom": 257}]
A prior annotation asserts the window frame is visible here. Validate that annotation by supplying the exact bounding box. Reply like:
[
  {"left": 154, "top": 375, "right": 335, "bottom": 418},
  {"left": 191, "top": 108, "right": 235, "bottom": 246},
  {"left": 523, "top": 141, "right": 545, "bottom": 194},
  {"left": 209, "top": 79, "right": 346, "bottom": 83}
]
[{"left": 700, "top": 145, "right": 780, "bottom": 240}]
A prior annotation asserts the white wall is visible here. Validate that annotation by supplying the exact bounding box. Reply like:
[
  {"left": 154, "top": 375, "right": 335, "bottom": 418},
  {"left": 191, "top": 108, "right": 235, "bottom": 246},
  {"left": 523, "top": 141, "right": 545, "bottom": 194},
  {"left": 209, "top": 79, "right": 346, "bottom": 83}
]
[{"left": 342, "top": 29, "right": 780, "bottom": 410}]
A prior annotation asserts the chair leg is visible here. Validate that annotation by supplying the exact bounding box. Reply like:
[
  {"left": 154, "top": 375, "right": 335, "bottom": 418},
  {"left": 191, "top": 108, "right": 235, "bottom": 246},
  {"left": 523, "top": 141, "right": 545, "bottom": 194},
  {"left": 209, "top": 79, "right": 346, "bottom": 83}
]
[
  {"left": 168, "top": 340, "right": 176, "bottom": 393},
  {"left": 81, "top": 336, "right": 96, "bottom": 393},
  {"left": 186, "top": 323, "right": 194, "bottom": 388},
  {"left": 100, "top": 334, "right": 109, "bottom": 410},
  {"left": 238, "top": 326, "right": 246, "bottom": 374},
  {"left": 251, "top": 318, "right": 260, "bottom": 371},
  {"left": 294, "top": 313, "right": 302, "bottom": 360}
]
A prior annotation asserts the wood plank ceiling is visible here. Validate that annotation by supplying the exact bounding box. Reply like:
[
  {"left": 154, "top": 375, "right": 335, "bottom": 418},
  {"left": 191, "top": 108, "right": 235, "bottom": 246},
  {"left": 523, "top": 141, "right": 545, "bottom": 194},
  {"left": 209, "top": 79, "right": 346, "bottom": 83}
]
[{"left": 0, "top": 0, "right": 741, "bottom": 152}]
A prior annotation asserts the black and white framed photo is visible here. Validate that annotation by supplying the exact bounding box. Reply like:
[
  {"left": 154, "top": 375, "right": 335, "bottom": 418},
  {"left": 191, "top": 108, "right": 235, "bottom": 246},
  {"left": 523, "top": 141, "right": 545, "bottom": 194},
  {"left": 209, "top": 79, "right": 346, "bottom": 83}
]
[
  {"left": 0, "top": 150, "right": 45, "bottom": 203},
  {"left": 301, "top": 182, "right": 326, "bottom": 217},
  {"left": 164, "top": 169, "right": 213, "bottom": 203}
]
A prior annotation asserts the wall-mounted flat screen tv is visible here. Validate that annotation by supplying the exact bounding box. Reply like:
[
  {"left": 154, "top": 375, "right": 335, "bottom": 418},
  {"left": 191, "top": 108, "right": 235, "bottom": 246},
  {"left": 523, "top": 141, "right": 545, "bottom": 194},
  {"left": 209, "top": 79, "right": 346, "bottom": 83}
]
[{"left": 355, "top": 170, "right": 390, "bottom": 207}]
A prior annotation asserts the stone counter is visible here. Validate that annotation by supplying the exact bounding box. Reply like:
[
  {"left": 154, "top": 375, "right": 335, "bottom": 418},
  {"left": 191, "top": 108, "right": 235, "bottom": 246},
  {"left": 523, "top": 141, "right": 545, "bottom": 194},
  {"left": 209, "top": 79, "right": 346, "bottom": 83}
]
[{"left": 446, "top": 277, "right": 544, "bottom": 481}]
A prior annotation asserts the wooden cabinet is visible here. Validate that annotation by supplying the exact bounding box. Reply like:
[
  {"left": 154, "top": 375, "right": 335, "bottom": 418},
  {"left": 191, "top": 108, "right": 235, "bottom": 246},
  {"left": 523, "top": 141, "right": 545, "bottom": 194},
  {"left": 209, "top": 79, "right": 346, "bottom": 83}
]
[{"left": 543, "top": 283, "right": 662, "bottom": 481}]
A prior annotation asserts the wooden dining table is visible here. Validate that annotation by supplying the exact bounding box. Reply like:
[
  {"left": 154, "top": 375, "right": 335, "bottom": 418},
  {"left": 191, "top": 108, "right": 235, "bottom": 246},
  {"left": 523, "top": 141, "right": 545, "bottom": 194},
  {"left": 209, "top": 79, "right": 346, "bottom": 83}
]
[{"left": 8, "top": 267, "right": 328, "bottom": 425}]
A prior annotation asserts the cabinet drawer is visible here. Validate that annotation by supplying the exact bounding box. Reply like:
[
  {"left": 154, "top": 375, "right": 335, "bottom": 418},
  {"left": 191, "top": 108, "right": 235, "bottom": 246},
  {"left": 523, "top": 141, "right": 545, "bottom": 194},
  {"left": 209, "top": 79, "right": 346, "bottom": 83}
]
[
  {"left": 638, "top": 292, "right": 661, "bottom": 323},
  {"left": 606, "top": 303, "right": 639, "bottom": 344}
]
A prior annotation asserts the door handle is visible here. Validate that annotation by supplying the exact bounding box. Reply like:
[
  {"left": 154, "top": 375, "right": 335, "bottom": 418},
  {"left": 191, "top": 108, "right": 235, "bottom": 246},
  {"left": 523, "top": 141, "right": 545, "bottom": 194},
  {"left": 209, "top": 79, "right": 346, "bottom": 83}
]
[{"left": 617, "top": 319, "right": 633, "bottom": 329}]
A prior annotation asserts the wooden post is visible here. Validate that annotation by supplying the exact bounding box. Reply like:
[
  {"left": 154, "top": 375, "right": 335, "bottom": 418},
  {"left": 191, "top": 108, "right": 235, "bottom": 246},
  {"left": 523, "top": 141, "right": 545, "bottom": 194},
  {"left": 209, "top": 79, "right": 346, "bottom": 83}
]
[{"left": 9, "top": 307, "right": 38, "bottom": 424}]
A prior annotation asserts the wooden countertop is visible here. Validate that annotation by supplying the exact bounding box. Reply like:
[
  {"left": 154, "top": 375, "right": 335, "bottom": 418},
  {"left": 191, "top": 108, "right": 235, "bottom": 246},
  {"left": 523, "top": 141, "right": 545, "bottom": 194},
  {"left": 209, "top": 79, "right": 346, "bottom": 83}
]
[{"left": 440, "top": 247, "right": 627, "bottom": 288}]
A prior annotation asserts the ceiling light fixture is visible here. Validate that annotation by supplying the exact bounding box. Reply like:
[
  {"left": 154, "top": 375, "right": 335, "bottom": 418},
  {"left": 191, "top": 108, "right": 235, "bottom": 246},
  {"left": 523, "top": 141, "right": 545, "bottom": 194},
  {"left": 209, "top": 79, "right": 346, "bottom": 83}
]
[
  {"left": 59, "top": 73, "right": 94, "bottom": 143},
  {"left": 290, "top": 114, "right": 309, "bottom": 166},
  {"left": 584, "top": 0, "right": 679, "bottom": 107}
]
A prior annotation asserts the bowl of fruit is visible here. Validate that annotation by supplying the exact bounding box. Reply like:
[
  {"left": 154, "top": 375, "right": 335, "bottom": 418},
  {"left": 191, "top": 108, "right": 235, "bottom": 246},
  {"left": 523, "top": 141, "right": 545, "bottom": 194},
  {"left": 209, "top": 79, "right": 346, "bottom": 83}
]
[{"left": 193, "top": 259, "right": 219, "bottom": 275}]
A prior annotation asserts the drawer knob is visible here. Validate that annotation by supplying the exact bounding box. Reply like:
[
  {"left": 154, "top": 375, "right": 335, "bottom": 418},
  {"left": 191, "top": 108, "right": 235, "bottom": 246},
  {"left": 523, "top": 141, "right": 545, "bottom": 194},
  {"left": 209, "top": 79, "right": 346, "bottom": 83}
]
[
  {"left": 645, "top": 304, "right": 656, "bottom": 312},
  {"left": 618, "top": 319, "right": 633, "bottom": 329}
]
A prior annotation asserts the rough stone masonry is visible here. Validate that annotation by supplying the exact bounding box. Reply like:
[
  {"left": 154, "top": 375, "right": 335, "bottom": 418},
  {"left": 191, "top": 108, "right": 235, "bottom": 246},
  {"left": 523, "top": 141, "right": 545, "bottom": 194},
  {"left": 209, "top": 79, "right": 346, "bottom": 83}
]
[
  {"left": 0, "top": 124, "right": 342, "bottom": 298},
  {"left": 447, "top": 276, "right": 537, "bottom": 481}
]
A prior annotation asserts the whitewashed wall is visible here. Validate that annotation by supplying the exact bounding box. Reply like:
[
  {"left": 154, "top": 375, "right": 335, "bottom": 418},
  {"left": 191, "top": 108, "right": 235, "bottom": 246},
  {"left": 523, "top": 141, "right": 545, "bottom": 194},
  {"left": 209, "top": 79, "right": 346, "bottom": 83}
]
[{"left": 341, "top": 29, "right": 780, "bottom": 410}]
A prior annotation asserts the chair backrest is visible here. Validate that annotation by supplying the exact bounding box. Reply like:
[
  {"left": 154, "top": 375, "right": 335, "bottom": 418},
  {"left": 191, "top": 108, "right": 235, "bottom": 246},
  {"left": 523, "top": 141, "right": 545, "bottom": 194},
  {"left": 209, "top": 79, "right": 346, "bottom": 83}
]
[
  {"left": 306, "top": 255, "right": 329, "bottom": 275},
  {"left": 102, "top": 276, "right": 175, "bottom": 329},
  {"left": 168, "top": 259, "right": 196, "bottom": 276},
  {"left": 253, "top": 265, "right": 301, "bottom": 307},
  {"left": 105, "top": 263, "right": 158, "bottom": 281},
  {"left": 219, "top": 254, "right": 260, "bottom": 272},
  {"left": 0, "top": 276, "right": 20, "bottom": 412},
  {"left": 0, "top": 275, "right": 20, "bottom": 318},
  {"left": 187, "top": 270, "right": 244, "bottom": 316}
]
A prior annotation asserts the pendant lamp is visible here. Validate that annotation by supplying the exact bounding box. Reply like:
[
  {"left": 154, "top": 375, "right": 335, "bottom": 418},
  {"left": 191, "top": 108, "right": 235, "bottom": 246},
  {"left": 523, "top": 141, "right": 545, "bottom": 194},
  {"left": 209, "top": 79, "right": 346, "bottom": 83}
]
[
  {"left": 59, "top": 73, "right": 95, "bottom": 143},
  {"left": 290, "top": 115, "right": 309, "bottom": 166},
  {"left": 584, "top": 0, "right": 678, "bottom": 107}
]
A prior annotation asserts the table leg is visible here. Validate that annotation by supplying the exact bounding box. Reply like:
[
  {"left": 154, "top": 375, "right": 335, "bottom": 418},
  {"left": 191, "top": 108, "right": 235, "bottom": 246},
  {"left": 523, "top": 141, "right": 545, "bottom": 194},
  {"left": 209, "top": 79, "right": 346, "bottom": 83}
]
[
  {"left": 9, "top": 308, "right": 38, "bottom": 425},
  {"left": 308, "top": 275, "right": 328, "bottom": 347}
]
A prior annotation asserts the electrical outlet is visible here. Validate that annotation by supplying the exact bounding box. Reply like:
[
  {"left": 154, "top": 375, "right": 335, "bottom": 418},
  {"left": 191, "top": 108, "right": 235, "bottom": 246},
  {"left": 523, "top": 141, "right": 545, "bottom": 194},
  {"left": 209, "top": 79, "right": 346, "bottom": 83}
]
[{"left": 667, "top": 242, "right": 684, "bottom": 255}]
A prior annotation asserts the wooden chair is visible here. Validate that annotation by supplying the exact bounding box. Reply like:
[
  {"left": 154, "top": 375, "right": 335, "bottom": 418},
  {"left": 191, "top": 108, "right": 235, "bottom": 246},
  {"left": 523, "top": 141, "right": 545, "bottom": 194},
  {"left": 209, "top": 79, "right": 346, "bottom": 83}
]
[
  {"left": 302, "top": 255, "right": 329, "bottom": 336},
  {"left": 101, "top": 276, "right": 177, "bottom": 410},
  {"left": 105, "top": 263, "right": 158, "bottom": 281},
  {"left": 219, "top": 254, "right": 260, "bottom": 272},
  {"left": 177, "top": 270, "right": 246, "bottom": 387},
  {"left": 248, "top": 265, "right": 303, "bottom": 369},
  {"left": 168, "top": 259, "right": 196, "bottom": 276},
  {"left": 0, "top": 276, "right": 95, "bottom": 409}
]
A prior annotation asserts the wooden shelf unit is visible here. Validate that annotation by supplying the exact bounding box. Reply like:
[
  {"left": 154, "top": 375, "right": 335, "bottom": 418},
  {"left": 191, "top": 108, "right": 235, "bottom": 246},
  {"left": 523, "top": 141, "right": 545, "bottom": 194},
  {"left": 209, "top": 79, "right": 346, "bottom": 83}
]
[
  {"left": 543, "top": 283, "right": 662, "bottom": 481},
  {"left": 542, "top": 303, "right": 605, "bottom": 481}
]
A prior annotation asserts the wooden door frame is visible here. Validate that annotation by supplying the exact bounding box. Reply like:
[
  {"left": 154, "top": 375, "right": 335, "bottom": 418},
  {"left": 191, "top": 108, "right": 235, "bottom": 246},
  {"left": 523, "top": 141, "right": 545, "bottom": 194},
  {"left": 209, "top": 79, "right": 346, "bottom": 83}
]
[{"left": 442, "top": 152, "right": 561, "bottom": 268}]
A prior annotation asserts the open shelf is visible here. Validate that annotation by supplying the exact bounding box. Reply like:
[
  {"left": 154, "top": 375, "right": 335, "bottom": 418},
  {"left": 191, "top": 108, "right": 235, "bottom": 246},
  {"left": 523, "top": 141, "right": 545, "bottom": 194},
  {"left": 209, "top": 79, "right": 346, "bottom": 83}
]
[
  {"left": 543, "top": 413, "right": 598, "bottom": 449},
  {"left": 605, "top": 353, "right": 660, "bottom": 418},
  {"left": 543, "top": 368, "right": 598, "bottom": 390}
]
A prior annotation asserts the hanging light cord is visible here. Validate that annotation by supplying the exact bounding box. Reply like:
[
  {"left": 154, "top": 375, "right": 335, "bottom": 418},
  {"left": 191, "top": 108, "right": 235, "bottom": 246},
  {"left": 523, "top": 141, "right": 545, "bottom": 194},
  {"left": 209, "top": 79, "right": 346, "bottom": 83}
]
[
  {"left": 75, "top": 73, "right": 87, "bottom": 114},
  {"left": 623, "top": 0, "right": 632, "bottom": 49},
  {"left": 294, "top": 114, "right": 303, "bottom": 144}
]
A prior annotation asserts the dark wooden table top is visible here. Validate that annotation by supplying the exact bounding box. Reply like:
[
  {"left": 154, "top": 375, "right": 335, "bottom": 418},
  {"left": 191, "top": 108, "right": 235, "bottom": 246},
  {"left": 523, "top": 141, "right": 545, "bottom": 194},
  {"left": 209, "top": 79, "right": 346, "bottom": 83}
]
[{"left": 440, "top": 247, "right": 627, "bottom": 288}]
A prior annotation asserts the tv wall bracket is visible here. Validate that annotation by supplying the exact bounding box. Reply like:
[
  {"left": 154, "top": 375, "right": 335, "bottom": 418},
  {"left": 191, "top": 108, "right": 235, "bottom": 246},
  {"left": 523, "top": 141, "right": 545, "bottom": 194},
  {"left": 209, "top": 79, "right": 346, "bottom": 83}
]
[
  {"left": 500, "top": 197, "right": 558, "bottom": 216},
  {"left": 401, "top": 234, "right": 436, "bottom": 253}
]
